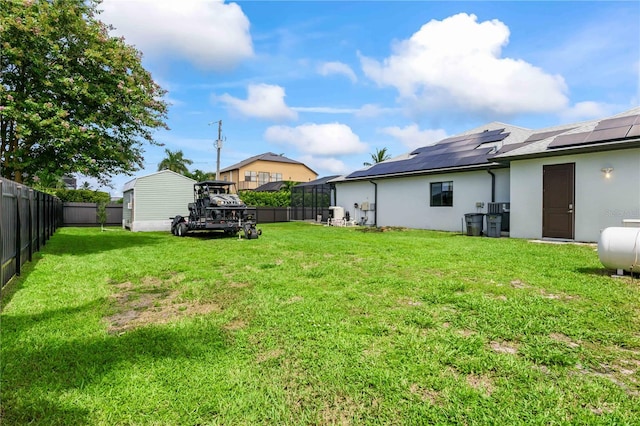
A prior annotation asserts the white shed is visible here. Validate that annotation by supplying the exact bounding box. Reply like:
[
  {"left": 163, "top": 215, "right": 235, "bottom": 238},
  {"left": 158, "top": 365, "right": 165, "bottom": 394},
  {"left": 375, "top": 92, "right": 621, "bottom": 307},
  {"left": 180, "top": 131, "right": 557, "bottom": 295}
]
[{"left": 122, "top": 170, "right": 195, "bottom": 232}]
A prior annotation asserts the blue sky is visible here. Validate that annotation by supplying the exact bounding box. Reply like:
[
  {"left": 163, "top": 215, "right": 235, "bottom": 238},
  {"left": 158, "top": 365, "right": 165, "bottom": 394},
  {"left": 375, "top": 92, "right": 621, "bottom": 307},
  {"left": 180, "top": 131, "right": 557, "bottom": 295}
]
[{"left": 95, "top": 0, "right": 639, "bottom": 195}]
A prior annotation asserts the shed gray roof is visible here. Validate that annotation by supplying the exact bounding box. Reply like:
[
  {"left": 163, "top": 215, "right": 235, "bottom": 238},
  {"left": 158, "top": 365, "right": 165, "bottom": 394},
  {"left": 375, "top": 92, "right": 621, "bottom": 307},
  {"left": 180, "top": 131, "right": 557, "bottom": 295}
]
[
  {"left": 122, "top": 169, "right": 195, "bottom": 192},
  {"left": 220, "top": 152, "right": 317, "bottom": 174}
]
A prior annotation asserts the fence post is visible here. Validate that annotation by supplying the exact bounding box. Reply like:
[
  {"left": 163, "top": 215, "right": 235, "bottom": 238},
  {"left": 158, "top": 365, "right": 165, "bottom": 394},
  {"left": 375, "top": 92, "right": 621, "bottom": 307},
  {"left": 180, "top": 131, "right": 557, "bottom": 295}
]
[
  {"left": 28, "top": 189, "right": 33, "bottom": 262},
  {"left": 15, "top": 186, "right": 21, "bottom": 276},
  {"left": 35, "top": 191, "right": 40, "bottom": 251},
  {"left": 0, "top": 180, "right": 3, "bottom": 285}
]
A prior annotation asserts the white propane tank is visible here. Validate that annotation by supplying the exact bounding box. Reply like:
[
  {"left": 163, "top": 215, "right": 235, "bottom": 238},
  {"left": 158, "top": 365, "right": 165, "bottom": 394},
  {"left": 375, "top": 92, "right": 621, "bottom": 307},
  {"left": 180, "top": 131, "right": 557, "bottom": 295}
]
[{"left": 598, "top": 227, "right": 640, "bottom": 273}]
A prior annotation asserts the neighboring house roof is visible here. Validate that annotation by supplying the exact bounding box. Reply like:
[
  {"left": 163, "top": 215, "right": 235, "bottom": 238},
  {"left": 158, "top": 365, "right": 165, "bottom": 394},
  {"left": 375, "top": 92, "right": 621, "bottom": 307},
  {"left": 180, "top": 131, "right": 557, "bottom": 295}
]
[
  {"left": 342, "top": 107, "right": 640, "bottom": 181},
  {"left": 122, "top": 169, "right": 195, "bottom": 192},
  {"left": 293, "top": 175, "right": 340, "bottom": 187},
  {"left": 254, "top": 181, "right": 287, "bottom": 192},
  {"left": 220, "top": 152, "right": 317, "bottom": 175}
]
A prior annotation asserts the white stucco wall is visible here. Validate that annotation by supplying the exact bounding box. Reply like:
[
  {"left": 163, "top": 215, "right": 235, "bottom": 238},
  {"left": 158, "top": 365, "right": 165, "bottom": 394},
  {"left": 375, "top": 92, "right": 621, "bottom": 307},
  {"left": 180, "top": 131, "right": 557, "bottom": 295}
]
[
  {"left": 334, "top": 180, "right": 376, "bottom": 225},
  {"left": 509, "top": 148, "right": 640, "bottom": 242},
  {"left": 335, "top": 167, "right": 510, "bottom": 231}
]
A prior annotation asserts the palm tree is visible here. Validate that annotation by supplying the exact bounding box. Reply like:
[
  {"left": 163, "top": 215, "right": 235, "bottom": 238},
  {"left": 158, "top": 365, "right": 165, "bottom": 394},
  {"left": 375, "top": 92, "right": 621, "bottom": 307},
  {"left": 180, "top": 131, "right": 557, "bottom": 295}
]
[
  {"left": 157, "top": 149, "right": 193, "bottom": 175},
  {"left": 363, "top": 147, "right": 391, "bottom": 166}
]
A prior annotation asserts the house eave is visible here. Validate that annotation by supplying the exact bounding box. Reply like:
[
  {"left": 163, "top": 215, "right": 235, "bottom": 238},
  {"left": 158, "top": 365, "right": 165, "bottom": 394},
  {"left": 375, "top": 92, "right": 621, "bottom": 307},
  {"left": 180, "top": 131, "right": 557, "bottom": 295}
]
[
  {"left": 493, "top": 138, "right": 640, "bottom": 163},
  {"left": 342, "top": 162, "right": 509, "bottom": 182}
]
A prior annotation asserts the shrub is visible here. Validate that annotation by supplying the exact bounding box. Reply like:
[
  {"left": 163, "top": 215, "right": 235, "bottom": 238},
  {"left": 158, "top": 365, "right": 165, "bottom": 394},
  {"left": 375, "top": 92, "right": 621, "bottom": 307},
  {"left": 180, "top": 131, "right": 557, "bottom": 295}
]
[{"left": 55, "top": 189, "right": 111, "bottom": 204}]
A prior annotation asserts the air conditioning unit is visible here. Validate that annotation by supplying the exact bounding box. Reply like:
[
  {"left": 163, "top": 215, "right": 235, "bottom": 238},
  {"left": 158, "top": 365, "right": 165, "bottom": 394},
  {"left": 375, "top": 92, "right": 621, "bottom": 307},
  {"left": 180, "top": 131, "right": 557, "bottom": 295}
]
[
  {"left": 488, "top": 202, "right": 509, "bottom": 213},
  {"left": 488, "top": 202, "right": 510, "bottom": 232}
]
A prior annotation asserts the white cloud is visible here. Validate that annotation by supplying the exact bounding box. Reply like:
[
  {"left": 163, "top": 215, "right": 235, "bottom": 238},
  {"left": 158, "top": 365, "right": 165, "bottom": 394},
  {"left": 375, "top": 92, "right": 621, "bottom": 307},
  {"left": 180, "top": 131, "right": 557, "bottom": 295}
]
[
  {"left": 560, "top": 101, "right": 617, "bottom": 122},
  {"left": 299, "top": 155, "right": 349, "bottom": 175},
  {"left": 264, "top": 123, "right": 368, "bottom": 156},
  {"left": 355, "top": 104, "right": 399, "bottom": 118},
  {"left": 293, "top": 106, "right": 359, "bottom": 114},
  {"left": 379, "top": 124, "right": 448, "bottom": 150},
  {"left": 360, "top": 13, "right": 569, "bottom": 116},
  {"left": 292, "top": 104, "right": 400, "bottom": 117},
  {"left": 318, "top": 61, "right": 358, "bottom": 82},
  {"left": 217, "top": 84, "right": 298, "bottom": 121},
  {"left": 99, "top": 0, "right": 253, "bottom": 70}
]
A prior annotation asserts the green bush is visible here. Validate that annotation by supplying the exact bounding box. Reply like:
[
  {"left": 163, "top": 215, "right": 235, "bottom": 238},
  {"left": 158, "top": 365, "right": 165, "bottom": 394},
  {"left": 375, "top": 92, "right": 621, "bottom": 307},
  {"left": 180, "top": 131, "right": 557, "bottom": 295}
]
[
  {"left": 239, "top": 190, "right": 291, "bottom": 207},
  {"left": 55, "top": 189, "right": 111, "bottom": 204}
]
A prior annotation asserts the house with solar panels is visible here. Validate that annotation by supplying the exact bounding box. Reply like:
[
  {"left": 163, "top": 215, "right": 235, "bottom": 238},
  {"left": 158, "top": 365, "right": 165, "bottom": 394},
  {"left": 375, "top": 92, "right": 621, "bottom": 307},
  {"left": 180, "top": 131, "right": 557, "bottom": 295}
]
[
  {"left": 495, "top": 107, "right": 640, "bottom": 242},
  {"left": 331, "top": 107, "right": 640, "bottom": 242}
]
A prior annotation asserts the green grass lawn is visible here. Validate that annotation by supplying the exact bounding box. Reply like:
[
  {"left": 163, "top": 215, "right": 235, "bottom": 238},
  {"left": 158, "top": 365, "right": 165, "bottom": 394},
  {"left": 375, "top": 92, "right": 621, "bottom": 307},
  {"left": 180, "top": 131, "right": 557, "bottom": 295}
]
[{"left": 1, "top": 223, "right": 639, "bottom": 425}]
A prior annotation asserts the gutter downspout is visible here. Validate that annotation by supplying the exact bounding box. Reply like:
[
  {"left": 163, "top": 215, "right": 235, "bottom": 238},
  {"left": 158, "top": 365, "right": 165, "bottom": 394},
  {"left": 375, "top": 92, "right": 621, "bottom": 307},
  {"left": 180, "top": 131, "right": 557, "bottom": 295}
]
[
  {"left": 370, "top": 180, "right": 377, "bottom": 227},
  {"left": 487, "top": 169, "right": 495, "bottom": 203}
]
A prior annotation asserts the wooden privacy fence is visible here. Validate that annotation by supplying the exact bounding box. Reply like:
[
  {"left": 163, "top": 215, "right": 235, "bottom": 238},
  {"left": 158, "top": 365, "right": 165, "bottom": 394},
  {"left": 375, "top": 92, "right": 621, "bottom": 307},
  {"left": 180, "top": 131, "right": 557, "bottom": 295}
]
[
  {"left": 1, "top": 177, "right": 63, "bottom": 289},
  {"left": 63, "top": 202, "right": 123, "bottom": 226}
]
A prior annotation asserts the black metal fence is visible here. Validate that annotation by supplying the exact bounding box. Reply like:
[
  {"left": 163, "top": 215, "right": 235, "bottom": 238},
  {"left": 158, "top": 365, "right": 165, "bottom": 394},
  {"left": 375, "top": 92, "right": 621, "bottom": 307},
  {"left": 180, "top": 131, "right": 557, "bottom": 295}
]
[
  {"left": 63, "top": 202, "right": 123, "bottom": 226},
  {"left": 1, "top": 177, "right": 63, "bottom": 289},
  {"left": 255, "top": 207, "right": 289, "bottom": 223}
]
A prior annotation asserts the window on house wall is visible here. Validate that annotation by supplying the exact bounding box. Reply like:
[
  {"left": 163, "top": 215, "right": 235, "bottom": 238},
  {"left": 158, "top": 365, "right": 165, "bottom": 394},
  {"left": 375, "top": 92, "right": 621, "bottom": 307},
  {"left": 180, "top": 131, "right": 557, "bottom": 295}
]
[
  {"left": 430, "top": 181, "right": 453, "bottom": 206},
  {"left": 271, "top": 173, "right": 282, "bottom": 182},
  {"left": 244, "top": 171, "right": 256, "bottom": 182},
  {"left": 258, "top": 172, "right": 269, "bottom": 185}
]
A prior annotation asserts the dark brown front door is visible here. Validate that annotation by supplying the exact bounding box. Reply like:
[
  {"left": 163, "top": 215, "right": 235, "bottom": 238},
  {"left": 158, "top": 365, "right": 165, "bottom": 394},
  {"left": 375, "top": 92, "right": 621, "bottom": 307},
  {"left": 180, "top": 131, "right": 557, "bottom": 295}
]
[{"left": 543, "top": 163, "right": 575, "bottom": 239}]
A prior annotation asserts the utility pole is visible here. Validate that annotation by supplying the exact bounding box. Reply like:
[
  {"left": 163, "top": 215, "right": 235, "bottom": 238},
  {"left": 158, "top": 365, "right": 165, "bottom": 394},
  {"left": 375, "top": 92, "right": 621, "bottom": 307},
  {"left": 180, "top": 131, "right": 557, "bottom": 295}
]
[{"left": 214, "top": 120, "right": 222, "bottom": 180}]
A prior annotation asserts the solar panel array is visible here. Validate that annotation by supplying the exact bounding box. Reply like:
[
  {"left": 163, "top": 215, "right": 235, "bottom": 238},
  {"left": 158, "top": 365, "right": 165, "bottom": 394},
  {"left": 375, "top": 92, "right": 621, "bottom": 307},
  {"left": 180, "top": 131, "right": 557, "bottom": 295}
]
[
  {"left": 347, "top": 129, "right": 509, "bottom": 179},
  {"left": 548, "top": 114, "right": 640, "bottom": 149}
]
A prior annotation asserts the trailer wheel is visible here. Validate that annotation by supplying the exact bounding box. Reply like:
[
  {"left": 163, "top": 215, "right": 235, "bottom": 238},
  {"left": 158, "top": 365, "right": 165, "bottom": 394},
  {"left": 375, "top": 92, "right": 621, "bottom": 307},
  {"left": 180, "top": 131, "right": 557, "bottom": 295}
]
[{"left": 177, "top": 222, "right": 187, "bottom": 237}]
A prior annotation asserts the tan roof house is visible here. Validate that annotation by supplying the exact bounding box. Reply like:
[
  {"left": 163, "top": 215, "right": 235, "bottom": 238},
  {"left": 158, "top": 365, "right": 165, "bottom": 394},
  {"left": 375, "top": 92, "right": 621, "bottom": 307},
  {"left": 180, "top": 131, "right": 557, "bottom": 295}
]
[{"left": 219, "top": 152, "right": 317, "bottom": 190}]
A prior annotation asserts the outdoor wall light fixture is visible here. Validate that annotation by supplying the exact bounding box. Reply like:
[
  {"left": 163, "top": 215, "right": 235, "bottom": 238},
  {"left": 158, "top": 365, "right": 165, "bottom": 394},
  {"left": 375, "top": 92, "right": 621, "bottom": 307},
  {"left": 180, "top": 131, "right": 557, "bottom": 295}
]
[{"left": 601, "top": 167, "right": 613, "bottom": 178}]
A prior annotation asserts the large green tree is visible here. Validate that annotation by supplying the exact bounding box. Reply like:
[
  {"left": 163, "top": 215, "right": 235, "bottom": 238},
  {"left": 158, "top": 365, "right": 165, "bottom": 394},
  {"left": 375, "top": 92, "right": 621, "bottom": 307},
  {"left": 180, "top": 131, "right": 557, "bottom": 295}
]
[
  {"left": 0, "top": 0, "right": 168, "bottom": 185},
  {"left": 157, "top": 149, "right": 193, "bottom": 175}
]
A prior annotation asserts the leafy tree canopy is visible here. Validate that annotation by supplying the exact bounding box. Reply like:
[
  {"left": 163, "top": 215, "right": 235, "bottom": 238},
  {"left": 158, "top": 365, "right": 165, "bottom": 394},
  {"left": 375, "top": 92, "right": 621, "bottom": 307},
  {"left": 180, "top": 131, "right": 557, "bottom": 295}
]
[
  {"left": 55, "top": 188, "right": 110, "bottom": 203},
  {"left": 0, "top": 0, "right": 168, "bottom": 185},
  {"left": 187, "top": 169, "right": 215, "bottom": 182}
]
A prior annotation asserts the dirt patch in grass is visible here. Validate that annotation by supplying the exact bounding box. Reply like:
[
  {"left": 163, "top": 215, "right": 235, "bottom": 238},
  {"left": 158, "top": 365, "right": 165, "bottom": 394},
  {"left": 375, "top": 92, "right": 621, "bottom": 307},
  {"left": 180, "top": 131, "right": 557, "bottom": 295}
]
[
  {"left": 223, "top": 318, "right": 247, "bottom": 331},
  {"left": 356, "top": 226, "right": 408, "bottom": 233},
  {"left": 286, "top": 296, "right": 304, "bottom": 304},
  {"left": 575, "top": 363, "right": 639, "bottom": 397},
  {"left": 540, "top": 290, "right": 577, "bottom": 301},
  {"left": 104, "top": 280, "right": 221, "bottom": 334},
  {"left": 409, "top": 383, "right": 441, "bottom": 405},
  {"left": 256, "top": 349, "right": 284, "bottom": 363},
  {"left": 510, "top": 280, "right": 531, "bottom": 289},
  {"left": 228, "top": 281, "right": 250, "bottom": 288},
  {"left": 398, "top": 297, "right": 422, "bottom": 306},
  {"left": 549, "top": 333, "right": 580, "bottom": 348},
  {"left": 490, "top": 340, "right": 519, "bottom": 355},
  {"left": 466, "top": 374, "right": 495, "bottom": 396},
  {"left": 320, "top": 393, "right": 361, "bottom": 425}
]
